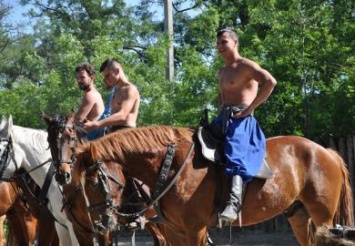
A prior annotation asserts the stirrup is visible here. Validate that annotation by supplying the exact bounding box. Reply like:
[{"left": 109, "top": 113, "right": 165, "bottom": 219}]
[{"left": 127, "top": 216, "right": 146, "bottom": 230}]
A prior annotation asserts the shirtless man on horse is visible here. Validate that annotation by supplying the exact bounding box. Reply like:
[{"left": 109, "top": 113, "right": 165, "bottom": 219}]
[
  {"left": 84, "top": 58, "right": 143, "bottom": 229},
  {"left": 74, "top": 62, "right": 105, "bottom": 140},
  {"left": 215, "top": 28, "right": 277, "bottom": 223},
  {"left": 83, "top": 58, "right": 140, "bottom": 132}
]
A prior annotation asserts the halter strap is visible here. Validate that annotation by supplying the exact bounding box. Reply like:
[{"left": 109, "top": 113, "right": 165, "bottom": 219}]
[
  {"left": 0, "top": 136, "right": 15, "bottom": 180},
  {"left": 150, "top": 142, "right": 195, "bottom": 207}
]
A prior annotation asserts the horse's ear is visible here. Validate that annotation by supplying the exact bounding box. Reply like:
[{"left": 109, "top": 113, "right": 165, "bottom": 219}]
[
  {"left": 1, "top": 115, "right": 13, "bottom": 138},
  {"left": 42, "top": 113, "right": 53, "bottom": 125},
  {"left": 7, "top": 115, "right": 13, "bottom": 132},
  {"left": 0, "top": 115, "right": 7, "bottom": 135}
]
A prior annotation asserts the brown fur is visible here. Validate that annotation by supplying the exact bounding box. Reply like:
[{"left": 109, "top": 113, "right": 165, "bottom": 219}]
[
  {"left": 72, "top": 127, "right": 354, "bottom": 246},
  {"left": 45, "top": 114, "right": 170, "bottom": 245},
  {"left": 0, "top": 180, "right": 59, "bottom": 246},
  {"left": 77, "top": 125, "right": 193, "bottom": 161}
]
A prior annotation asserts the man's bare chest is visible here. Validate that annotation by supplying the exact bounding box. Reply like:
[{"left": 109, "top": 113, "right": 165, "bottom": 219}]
[
  {"left": 111, "top": 89, "right": 123, "bottom": 111},
  {"left": 219, "top": 67, "right": 246, "bottom": 88}
]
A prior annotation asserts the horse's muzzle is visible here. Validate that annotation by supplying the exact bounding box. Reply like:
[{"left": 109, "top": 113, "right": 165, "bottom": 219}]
[{"left": 55, "top": 171, "right": 72, "bottom": 186}]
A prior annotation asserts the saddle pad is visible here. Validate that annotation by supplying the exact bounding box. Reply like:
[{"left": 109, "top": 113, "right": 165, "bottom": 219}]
[
  {"left": 197, "top": 127, "right": 274, "bottom": 179},
  {"left": 197, "top": 126, "right": 221, "bottom": 162}
]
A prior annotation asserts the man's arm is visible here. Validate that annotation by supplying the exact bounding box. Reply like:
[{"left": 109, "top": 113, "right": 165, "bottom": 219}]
[
  {"left": 75, "top": 92, "right": 96, "bottom": 122},
  {"left": 236, "top": 61, "right": 277, "bottom": 118},
  {"left": 84, "top": 85, "right": 138, "bottom": 130}
]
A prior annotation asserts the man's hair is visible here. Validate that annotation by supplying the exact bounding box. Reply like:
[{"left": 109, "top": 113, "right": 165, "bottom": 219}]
[
  {"left": 100, "top": 58, "right": 121, "bottom": 72},
  {"left": 75, "top": 63, "right": 95, "bottom": 77},
  {"left": 217, "top": 28, "right": 239, "bottom": 41}
]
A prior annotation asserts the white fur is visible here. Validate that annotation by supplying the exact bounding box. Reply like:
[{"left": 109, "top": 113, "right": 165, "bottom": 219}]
[{"left": 0, "top": 115, "right": 79, "bottom": 246}]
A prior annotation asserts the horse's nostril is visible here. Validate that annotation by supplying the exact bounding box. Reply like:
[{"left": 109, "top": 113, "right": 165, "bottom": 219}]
[
  {"left": 55, "top": 173, "right": 65, "bottom": 185},
  {"left": 55, "top": 172, "right": 72, "bottom": 185}
]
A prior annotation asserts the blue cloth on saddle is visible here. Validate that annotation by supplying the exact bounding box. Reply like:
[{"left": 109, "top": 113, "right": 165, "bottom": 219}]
[
  {"left": 87, "top": 128, "right": 105, "bottom": 140},
  {"left": 87, "top": 88, "right": 115, "bottom": 141},
  {"left": 213, "top": 114, "right": 266, "bottom": 183}
]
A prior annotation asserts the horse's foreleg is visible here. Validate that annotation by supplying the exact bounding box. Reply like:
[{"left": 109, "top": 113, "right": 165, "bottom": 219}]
[
  {"left": 145, "top": 222, "right": 169, "bottom": 246},
  {"left": 37, "top": 209, "right": 59, "bottom": 246},
  {"left": 185, "top": 227, "right": 208, "bottom": 246},
  {"left": 286, "top": 205, "right": 311, "bottom": 246}
]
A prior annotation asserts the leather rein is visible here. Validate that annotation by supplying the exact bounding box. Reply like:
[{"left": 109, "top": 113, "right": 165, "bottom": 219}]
[{"left": 0, "top": 137, "right": 14, "bottom": 179}]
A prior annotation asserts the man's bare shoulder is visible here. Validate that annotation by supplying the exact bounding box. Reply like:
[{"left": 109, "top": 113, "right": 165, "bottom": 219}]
[
  {"left": 85, "top": 88, "right": 102, "bottom": 99},
  {"left": 124, "top": 82, "right": 139, "bottom": 94},
  {"left": 240, "top": 58, "right": 261, "bottom": 68},
  {"left": 116, "top": 82, "right": 139, "bottom": 100},
  {"left": 237, "top": 58, "right": 265, "bottom": 76}
]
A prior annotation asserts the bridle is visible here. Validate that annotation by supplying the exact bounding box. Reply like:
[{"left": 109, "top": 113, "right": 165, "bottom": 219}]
[
  {"left": 0, "top": 135, "right": 52, "bottom": 207},
  {"left": 82, "top": 142, "right": 195, "bottom": 232},
  {"left": 56, "top": 123, "right": 78, "bottom": 166},
  {"left": 47, "top": 116, "right": 114, "bottom": 235},
  {"left": 0, "top": 136, "right": 15, "bottom": 179},
  {"left": 47, "top": 116, "right": 86, "bottom": 179},
  {"left": 84, "top": 160, "right": 126, "bottom": 234}
]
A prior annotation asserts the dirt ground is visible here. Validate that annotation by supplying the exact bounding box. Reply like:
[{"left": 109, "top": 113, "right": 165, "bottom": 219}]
[{"left": 112, "top": 229, "right": 299, "bottom": 245}]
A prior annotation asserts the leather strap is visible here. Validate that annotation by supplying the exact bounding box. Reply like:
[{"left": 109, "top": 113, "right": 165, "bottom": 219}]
[{"left": 153, "top": 144, "right": 176, "bottom": 199}]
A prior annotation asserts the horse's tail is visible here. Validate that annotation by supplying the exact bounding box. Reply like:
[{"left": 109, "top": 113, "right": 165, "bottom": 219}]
[{"left": 327, "top": 148, "right": 354, "bottom": 227}]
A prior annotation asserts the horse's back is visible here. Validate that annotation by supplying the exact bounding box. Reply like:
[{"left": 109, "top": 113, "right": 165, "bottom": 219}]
[
  {"left": 239, "top": 135, "right": 345, "bottom": 226},
  {"left": 266, "top": 135, "right": 342, "bottom": 171}
]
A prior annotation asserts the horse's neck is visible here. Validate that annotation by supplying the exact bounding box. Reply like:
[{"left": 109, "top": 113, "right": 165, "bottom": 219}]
[
  {"left": 122, "top": 156, "right": 160, "bottom": 189},
  {"left": 12, "top": 125, "right": 50, "bottom": 159},
  {"left": 12, "top": 126, "right": 52, "bottom": 188}
]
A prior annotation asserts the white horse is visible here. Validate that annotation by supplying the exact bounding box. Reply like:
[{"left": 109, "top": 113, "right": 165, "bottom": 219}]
[{"left": 0, "top": 115, "right": 79, "bottom": 246}]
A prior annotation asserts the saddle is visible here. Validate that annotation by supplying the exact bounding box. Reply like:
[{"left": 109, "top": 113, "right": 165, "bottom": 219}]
[{"left": 197, "top": 125, "right": 274, "bottom": 179}]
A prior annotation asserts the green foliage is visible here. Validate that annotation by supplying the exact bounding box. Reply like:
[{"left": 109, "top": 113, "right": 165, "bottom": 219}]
[{"left": 0, "top": 0, "right": 353, "bottom": 141}]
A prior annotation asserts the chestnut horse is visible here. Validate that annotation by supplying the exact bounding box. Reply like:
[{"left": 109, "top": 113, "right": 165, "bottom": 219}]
[
  {"left": 0, "top": 181, "right": 38, "bottom": 245},
  {"left": 43, "top": 113, "right": 169, "bottom": 245},
  {"left": 0, "top": 157, "right": 58, "bottom": 244},
  {"left": 1, "top": 177, "right": 60, "bottom": 246},
  {"left": 71, "top": 125, "right": 354, "bottom": 246}
]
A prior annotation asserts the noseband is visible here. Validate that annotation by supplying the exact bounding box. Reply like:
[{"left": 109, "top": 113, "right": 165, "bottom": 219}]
[
  {"left": 56, "top": 123, "right": 77, "bottom": 166},
  {"left": 0, "top": 137, "right": 14, "bottom": 179}
]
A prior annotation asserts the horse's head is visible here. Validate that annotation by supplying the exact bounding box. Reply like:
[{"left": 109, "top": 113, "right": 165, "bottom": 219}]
[
  {"left": 0, "top": 116, "right": 29, "bottom": 180},
  {"left": 43, "top": 111, "right": 87, "bottom": 186},
  {"left": 0, "top": 115, "right": 12, "bottom": 137},
  {"left": 72, "top": 143, "right": 126, "bottom": 234},
  {"left": 0, "top": 115, "right": 16, "bottom": 180}
]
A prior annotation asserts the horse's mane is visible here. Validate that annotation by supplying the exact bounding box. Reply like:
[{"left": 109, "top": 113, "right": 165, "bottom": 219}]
[
  {"left": 46, "top": 114, "right": 87, "bottom": 143},
  {"left": 76, "top": 125, "right": 194, "bottom": 161},
  {"left": 12, "top": 125, "right": 49, "bottom": 152}
]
